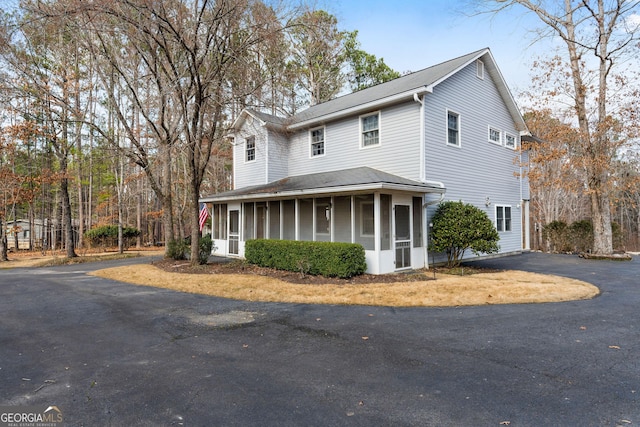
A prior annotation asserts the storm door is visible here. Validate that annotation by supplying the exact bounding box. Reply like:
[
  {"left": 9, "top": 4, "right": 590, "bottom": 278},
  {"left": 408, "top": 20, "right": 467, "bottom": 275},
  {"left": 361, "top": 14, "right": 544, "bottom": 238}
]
[
  {"left": 229, "top": 210, "right": 239, "bottom": 255},
  {"left": 394, "top": 205, "right": 411, "bottom": 269}
]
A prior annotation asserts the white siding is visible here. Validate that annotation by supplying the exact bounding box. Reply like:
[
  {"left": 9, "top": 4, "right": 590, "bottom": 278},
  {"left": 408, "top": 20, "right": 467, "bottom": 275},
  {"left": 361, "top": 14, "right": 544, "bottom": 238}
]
[
  {"left": 424, "top": 62, "right": 523, "bottom": 255},
  {"left": 267, "top": 130, "right": 289, "bottom": 182},
  {"left": 233, "top": 120, "right": 268, "bottom": 188},
  {"left": 287, "top": 101, "right": 422, "bottom": 180}
]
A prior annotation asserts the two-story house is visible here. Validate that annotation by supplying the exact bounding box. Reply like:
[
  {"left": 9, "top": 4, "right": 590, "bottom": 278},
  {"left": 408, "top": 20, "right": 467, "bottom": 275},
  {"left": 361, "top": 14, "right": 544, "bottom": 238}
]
[{"left": 200, "top": 48, "right": 532, "bottom": 274}]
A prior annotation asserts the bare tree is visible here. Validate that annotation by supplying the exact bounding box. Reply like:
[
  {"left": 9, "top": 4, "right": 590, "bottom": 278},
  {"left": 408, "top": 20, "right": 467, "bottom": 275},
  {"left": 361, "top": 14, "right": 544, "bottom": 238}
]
[{"left": 478, "top": 0, "right": 640, "bottom": 255}]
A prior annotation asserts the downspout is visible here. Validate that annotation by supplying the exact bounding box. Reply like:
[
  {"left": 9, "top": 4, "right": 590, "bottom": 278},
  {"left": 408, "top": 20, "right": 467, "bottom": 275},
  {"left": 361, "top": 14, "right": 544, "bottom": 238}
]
[{"left": 414, "top": 86, "right": 445, "bottom": 269}]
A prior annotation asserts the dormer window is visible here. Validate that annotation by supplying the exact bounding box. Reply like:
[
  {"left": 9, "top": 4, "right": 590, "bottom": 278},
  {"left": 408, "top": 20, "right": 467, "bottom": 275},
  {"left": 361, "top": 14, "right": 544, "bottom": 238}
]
[
  {"left": 361, "top": 112, "right": 380, "bottom": 147},
  {"left": 245, "top": 136, "right": 255, "bottom": 162}
]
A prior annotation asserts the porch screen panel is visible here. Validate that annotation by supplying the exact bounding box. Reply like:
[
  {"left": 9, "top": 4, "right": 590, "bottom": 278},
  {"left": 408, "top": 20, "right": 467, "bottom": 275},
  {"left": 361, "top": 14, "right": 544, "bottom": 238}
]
[
  {"left": 380, "top": 194, "right": 391, "bottom": 250},
  {"left": 315, "top": 197, "right": 331, "bottom": 242},
  {"left": 256, "top": 202, "right": 267, "bottom": 239},
  {"left": 355, "top": 194, "right": 374, "bottom": 250},
  {"left": 213, "top": 204, "right": 227, "bottom": 239},
  {"left": 243, "top": 202, "right": 254, "bottom": 240},
  {"left": 269, "top": 201, "right": 281, "bottom": 239},
  {"left": 213, "top": 204, "right": 221, "bottom": 239},
  {"left": 334, "top": 196, "right": 352, "bottom": 243},
  {"left": 299, "top": 198, "right": 313, "bottom": 241},
  {"left": 413, "top": 197, "right": 422, "bottom": 247},
  {"left": 282, "top": 200, "right": 295, "bottom": 240}
]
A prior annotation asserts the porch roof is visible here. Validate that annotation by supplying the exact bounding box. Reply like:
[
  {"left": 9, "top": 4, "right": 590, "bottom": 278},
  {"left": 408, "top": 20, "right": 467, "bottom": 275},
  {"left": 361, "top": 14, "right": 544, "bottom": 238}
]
[{"left": 200, "top": 167, "right": 445, "bottom": 203}]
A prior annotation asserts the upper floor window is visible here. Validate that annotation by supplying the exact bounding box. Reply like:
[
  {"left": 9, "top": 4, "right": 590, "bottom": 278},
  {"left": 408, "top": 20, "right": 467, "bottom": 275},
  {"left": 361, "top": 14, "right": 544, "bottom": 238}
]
[
  {"left": 477, "top": 59, "right": 484, "bottom": 79},
  {"left": 361, "top": 112, "right": 379, "bottom": 147},
  {"left": 447, "top": 110, "right": 460, "bottom": 146},
  {"left": 310, "top": 127, "right": 325, "bottom": 157},
  {"left": 245, "top": 136, "right": 255, "bottom": 162},
  {"left": 505, "top": 133, "right": 516, "bottom": 149},
  {"left": 496, "top": 205, "right": 512, "bottom": 232},
  {"left": 488, "top": 127, "right": 502, "bottom": 145}
]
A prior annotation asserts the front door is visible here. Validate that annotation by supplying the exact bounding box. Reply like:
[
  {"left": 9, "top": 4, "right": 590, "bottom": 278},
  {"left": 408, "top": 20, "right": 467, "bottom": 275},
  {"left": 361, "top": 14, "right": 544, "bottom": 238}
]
[
  {"left": 229, "top": 210, "right": 239, "bottom": 255},
  {"left": 394, "top": 204, "right": 411, "bottom": 269}
]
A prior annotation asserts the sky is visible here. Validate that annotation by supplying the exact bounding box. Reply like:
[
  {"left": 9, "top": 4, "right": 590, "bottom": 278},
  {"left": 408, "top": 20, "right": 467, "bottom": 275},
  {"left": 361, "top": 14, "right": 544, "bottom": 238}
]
[
  {"left": 329, "top": 0, "right": 560, "bottom": 95},
  {"left": 0, "top": 0, "right": 558, "bottom": 94}
]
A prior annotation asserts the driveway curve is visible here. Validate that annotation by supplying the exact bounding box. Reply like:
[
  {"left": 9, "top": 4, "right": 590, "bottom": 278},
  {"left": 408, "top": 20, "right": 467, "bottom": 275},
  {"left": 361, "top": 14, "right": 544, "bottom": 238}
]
[{"left": 0, "top": 252, "right": 638, "bottom": 426}]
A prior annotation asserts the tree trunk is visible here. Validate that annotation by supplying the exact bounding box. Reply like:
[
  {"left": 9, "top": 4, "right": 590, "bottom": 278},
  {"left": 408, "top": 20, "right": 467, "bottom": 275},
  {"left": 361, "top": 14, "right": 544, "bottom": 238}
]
[
  {"left": 591, "top": 190, "right": 613, "bottom": 254},
  {"left": 0, "top": 218, "right": 8, "bottom": 261},
  {"left": 60, "top": 165, "right": 77, "bottom": 258}
]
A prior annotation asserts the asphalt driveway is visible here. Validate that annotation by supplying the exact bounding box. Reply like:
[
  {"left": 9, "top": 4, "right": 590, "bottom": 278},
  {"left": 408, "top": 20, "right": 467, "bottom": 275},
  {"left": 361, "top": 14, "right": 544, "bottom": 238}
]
[{"left": 0, "top": 252, "right": 638, "bottom": 426}]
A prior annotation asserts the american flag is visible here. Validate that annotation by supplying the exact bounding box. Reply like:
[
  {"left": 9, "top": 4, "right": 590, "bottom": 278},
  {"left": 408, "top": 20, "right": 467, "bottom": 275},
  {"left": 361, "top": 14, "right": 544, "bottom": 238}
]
[{"left": 199, "top": 203, "right": 209, "bottom": 232}]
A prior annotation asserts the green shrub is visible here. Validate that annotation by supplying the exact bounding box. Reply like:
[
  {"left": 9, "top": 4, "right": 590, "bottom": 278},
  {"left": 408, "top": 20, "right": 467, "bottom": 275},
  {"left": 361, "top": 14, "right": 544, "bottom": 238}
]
[
  {"left": 245, "top": 239, "right": 366, "bottom": 278},
  {"left": 84, "top": 225, "right": 141, "bottom": 249},
  {"left": 570, "top": 220, "right": 593, "bottom": 253},
  {"left": 612, "top": 222, "right": 624, "bottom": 250},
  {"left": 429, "top": 201, "right": 500, "bottom": 268},
  {"left": 543, "top": 220, "right": 571, "bottom": 252},
  {"left": 198, "top": 234, "right": 214, "bottom": 265},
  {"left": 167, "top": 238, "right": 190, "bottom": 260}
]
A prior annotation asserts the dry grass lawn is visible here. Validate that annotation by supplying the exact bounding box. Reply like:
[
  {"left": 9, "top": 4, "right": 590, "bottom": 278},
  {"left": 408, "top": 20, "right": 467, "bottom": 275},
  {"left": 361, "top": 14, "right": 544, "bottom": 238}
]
[
  {"left": 0, "top": 249, "right": 164, "bottom": 269},
  {"left": 89, "top": 264, "right": 599, "bottom": 307}
]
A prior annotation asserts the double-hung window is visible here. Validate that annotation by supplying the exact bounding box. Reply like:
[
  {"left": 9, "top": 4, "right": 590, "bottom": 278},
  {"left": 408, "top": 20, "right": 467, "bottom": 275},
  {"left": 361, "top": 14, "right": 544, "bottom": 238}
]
[
  {"left": 361, "top": 113, "right": 379, "bottom": 147},
  {"left": 245, "top": 136, "right": 255, "bottom": 162},
  {"left": 489, "top": 127, "right": 502, "bottom": 145},
  {"left": 447, "top": 111, "right": 460, "bottom": 146},
  {"left": 496, "top": 205, "right": 512, "bottom": 232},
  {"left": 505, "top": 133, "right": 516, "bottom": 149},
  {"left": 310, "top": 127, "right": 325, "bottom": 157}
]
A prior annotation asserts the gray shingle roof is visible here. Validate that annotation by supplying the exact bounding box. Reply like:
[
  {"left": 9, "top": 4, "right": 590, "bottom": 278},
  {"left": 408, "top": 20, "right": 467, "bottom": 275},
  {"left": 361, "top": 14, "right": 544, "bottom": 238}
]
[
  {"left": 201, "top": 167, "right": 444, "bottom": 202},
  {"left": 290, "top": 48, "right": 488, "bottom": 126},
  {"left": 234, "top": 48, "right": 526, "bottom": 132}
]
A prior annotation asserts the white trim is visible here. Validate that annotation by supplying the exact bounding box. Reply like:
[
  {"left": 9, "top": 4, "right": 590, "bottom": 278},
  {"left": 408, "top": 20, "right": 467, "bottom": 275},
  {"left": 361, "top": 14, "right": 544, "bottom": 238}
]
[
  {"left": 309, "top": 125, "right": 326, "bottom": 158},
  {"left": 504, "top": 132, "right": 517, "bottom": 149},
  {"left": 265, "top": 131, "right": 269, "bottom": 182},
  {"left": 359, "top": 111, "right": 381, "bottom": 149},
  {"left": 446, "top": 109, "right": 461, "bottom": 147}
]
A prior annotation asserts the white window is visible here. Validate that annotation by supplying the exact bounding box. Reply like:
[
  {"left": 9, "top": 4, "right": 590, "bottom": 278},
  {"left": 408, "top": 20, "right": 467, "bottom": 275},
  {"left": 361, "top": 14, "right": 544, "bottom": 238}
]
[
  {"left": 488, "top": 127, "right": 502, "bottom": 145},
  {"left": 310, "top": 127, "right": 325, "bottom": 157},
  {"left": 505, "top": 133, "right": 516, "bottom": 149},
  {"left": 447, "top": 110, "right": 460, "bottom": 146},
  {"left": 245, "top": 136, "right": 255, "bottom": 162},
  {"left": 361, "top": 112, "right": 380, "bottom": 147},
  {"left": 496, "top": 205, "right": 512, "bottom": 232},
  {"left": 477, "top": 59, "right": 484, "bottom": 79}
]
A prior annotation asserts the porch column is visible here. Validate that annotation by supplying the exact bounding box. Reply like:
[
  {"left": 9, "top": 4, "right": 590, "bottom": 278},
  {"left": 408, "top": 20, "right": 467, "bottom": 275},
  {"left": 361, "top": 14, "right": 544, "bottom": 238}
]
[{"left": 374, "top": 193, "right": 381, "bottom": 253}]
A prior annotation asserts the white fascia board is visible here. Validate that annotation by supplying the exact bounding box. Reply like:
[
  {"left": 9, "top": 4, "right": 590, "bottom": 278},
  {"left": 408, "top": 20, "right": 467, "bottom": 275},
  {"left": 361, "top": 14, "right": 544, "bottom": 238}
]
[
  {"left": 200, "top": 182, "right": 445, "bottom": 203},
  {"left": 288, "top": 87, "right": 432, "bottom": 130}
]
